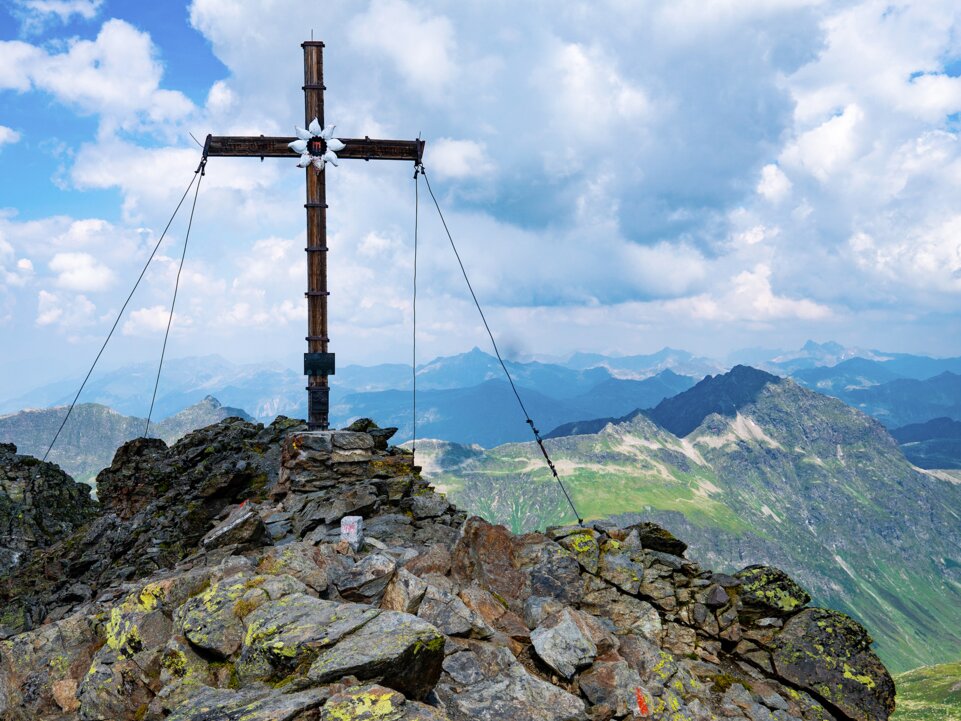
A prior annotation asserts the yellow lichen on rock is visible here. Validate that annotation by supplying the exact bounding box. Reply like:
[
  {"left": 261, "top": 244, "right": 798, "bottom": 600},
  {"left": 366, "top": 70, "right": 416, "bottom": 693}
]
[{"left": 323, "top": 685, "right": 403, "bottom": 721}]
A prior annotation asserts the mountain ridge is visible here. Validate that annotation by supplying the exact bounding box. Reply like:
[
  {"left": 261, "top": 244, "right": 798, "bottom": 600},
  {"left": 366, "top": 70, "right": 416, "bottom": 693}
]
[
  {"left": 416, "top": 367, "right": 961, "bottom": 673},
  {"left": 0, "top": 395, "right": 253, "bottom": 483}
]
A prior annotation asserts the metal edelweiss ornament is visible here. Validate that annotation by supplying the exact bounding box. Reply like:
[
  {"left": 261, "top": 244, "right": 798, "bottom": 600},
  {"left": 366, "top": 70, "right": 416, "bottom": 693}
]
[{"left": 288, "top": 117, "right": 345, "bottom": 171}]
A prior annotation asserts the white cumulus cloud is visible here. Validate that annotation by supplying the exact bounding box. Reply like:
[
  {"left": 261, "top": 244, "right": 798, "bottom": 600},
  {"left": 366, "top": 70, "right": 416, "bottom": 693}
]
[
  {"left": 35, "top": 289, "right": 95, "bottom": 327},
  {"left": 0, "top": 19, "right": 194, "bottom": 131},
  {"left": 49, "top": 252, "right": 114, "bottom": 291},
  {"left": 14, "top": 0, "right": 102, "bottom": 26},
  {"left": 123, "top": 305, "right": 190, "bottom": 336},
  {"left": 0, "top": 127, "right": 21, "bottom": 148},
  {"left": 667, "top": 264, "right": 832, "bottom": 323},
  {"left": 349, "top": 0, "right": 457, "bottom": 99},
  {"left": 429, "top": 139, "right": 493, "bottom": 179},
  {"left": 757, "top": 164, "right": 792, "bottom": 202}
]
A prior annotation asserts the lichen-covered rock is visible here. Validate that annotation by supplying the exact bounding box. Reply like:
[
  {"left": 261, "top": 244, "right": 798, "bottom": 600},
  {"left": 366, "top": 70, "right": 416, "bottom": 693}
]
[
  {"left": 321, "top": 684, "right": 449, "bottom": 721},
  {"left": 74, "top": 604, "right": 172, "bottom": 719},
  {"left": 596, "top": 542, "right": 644, "bottom": 595},
  {"left": 577, "top": 651, "right": 643, "bottom": 717},
  {"left": 239, "top": 594, "right": 379, "bottom": 682},
  {"left": 737, "top": 564, "right": 812, "bottom": 617},
  {"left": 308, "top": 611, "right": 445, "bottom": 700},
  {"left": 77, "top": 647, "right": 154, "bottom": 721},
  {"left": 178, "top": 576, "right": 253, "bottom": 658},
  {"left": 550, "top": 527, "right": 600, "bottom": 574},
  {"left": 513, "top": 534, "right": 583, "bottom": 607},
  {"left": 0, "top": 417, "right": 294, "bottom": 632},
  {"left": 0, "top": 613, "right": 99, "bottom": 718},
  {"left": 439, "top": 659, "right": 587, "bottom": 721},
  {"left": 257, "top": 541, "right": 339, "bottom": 594},
  {"left": 771, "top": 608, "right": 895, "bottom": 721}
]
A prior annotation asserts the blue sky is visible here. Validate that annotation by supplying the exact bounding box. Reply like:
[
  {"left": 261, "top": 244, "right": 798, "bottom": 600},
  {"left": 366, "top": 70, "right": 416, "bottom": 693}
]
[{"left": 1, "top": 0, "right": 961, "bottom": 399}]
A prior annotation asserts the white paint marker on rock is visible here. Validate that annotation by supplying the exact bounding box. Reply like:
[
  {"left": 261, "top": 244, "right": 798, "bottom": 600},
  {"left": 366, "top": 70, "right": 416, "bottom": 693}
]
[{"left": 341, "top": 515, "right": 364, "bottom": 552}]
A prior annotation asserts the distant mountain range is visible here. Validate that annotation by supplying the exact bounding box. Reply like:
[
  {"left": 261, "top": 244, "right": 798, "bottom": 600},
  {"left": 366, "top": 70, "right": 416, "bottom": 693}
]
[
  {"left": 0, "top": 356, "right": 304, "bottom": 422},
  {"left": 0, "top": 396, "right": 252, "bottom": 483},
  {"left": 335, "top": 368, "right": 696, "bottom": 447},
  {"left": 559, "top": 347, "right": 723, "bottom": 379},
  {"left": 416, "top": 366, "right": 961, "bottom": 674},
  {"left": 4, "top": 340, "right": 961, "bottom": 461}
]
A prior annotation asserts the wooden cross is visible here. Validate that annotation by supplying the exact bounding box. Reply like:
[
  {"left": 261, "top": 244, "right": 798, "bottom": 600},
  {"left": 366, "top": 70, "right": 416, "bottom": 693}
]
[{"left": 204, "top": 41, "right": 425, "bottom": 431}]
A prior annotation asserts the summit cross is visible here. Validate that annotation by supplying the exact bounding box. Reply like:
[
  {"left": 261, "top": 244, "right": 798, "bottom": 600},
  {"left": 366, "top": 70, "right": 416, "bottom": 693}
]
[{"left": 204, "top": 41, "right": 425, "bottom": 431}]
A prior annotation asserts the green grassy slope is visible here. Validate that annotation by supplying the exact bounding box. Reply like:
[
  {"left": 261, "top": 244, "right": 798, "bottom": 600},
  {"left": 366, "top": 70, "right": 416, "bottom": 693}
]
[{"left": 893, "top": 662, "right": 961, "bottom": 720}]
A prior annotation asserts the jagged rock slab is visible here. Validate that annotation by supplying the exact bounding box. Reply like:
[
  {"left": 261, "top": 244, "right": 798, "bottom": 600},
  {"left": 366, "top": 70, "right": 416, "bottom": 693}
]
[
  {"left": 166, "top": 685, "right": 331, "bottom": 721},
  {"left": 308, "top": 611, "right": 445, "bottom": 700}
]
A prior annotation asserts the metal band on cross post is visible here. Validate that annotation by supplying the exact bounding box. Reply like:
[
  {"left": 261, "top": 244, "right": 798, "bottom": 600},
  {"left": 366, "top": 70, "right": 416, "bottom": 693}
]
[{"left": 204, "top": 41, "right": 425, "bottom": 430}]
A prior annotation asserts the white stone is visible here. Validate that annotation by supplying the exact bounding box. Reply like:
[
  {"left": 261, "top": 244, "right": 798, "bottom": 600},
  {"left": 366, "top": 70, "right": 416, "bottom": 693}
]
[{"left": 341, "top": 515, "right": 364, "bottom": 551}]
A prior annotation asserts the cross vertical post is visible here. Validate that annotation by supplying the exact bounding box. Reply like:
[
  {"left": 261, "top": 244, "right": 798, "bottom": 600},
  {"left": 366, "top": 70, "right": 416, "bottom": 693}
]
[{"left": 302, "top": 41, "right": 330, "bottom": 430}]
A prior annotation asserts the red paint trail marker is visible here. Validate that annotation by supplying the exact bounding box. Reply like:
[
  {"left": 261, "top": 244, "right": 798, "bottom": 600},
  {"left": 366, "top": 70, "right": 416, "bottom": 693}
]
[{"left": 635, "top": 688, "right": 650, "bottom": 717}]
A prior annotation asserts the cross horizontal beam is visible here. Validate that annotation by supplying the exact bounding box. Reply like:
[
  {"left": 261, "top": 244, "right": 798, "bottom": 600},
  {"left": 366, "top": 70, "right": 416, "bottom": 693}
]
[{"left": 205, "top": 135, "right": 425, "bottom": 163}]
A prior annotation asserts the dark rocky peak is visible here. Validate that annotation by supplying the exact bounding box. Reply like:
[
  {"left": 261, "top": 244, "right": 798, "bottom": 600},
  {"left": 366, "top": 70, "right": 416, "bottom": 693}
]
[
  {"left": 0, "top": 442, "right": 98, "bottom": 575},
  {"left": 646, "top": 365, "right": 781, "bottom": 437},
  {"left": 891, "top": 416, "right": 961, "bottom": 443},
  {"left": 0, "top": 417, "right": 894, "bottom": 721}
]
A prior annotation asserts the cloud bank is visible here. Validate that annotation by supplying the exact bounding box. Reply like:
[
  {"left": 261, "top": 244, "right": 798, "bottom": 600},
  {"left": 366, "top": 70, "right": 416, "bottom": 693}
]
[{"left": 1, "top": 0, "right": 961, "bottom": 396}]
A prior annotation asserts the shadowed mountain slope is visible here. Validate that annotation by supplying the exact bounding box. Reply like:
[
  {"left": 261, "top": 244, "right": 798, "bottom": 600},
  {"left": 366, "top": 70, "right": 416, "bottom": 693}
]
[
  {"left": 891, "top": 417, "right": 961, "bottom": 469},
  {"left": 645, "top": 365, "right": 781, "bottom": 437},
  {"left": 844, "top": 372, "right": 961, "bottom": 428}
]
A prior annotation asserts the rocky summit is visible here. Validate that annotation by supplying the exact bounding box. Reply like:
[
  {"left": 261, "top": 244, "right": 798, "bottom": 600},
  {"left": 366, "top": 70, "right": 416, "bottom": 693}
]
[
  {"left": 0, "top": 417, "right": 894, "bottom": 720},
  {"left": 0, "top": 442, "right": 98, "bottom": 574}
]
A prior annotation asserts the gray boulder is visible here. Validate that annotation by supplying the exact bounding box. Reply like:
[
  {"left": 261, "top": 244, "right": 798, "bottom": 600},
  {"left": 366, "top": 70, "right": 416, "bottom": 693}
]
[
  {"left": 166, "top": 685, "right": 331, "bottom": 721},
  {"left": 530, "top": 608, "right": 597, "bottom": 679},
  {"left": 238, "top": 594, "right": 379, "bottom": 682},
  {"left": 308, "top": 611, "right": 445, "bottom": 700}
]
